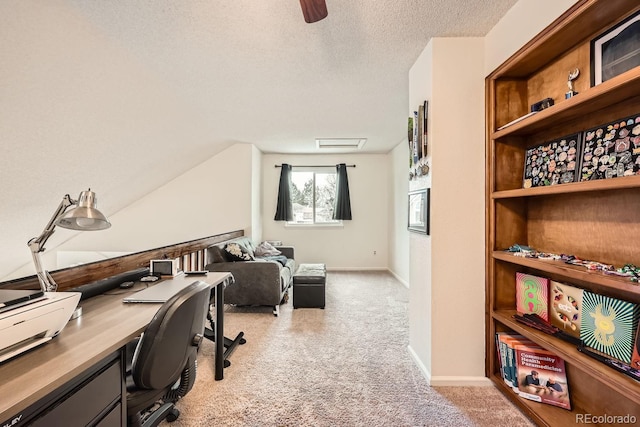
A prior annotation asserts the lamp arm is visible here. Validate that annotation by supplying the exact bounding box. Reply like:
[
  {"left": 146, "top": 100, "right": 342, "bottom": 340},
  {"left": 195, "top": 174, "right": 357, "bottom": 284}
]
[
  {"left": 28, "top": 194, "right": 75, "bottom": 253},
  {"left": 27, "top": 194, "right": 76, "bottom": 292}
]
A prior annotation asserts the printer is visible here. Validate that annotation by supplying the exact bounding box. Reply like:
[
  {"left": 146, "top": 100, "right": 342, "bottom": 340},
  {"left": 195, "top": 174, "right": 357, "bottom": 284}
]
[{"left": 0, "top": 291, "right": 81, "bottom": 363}]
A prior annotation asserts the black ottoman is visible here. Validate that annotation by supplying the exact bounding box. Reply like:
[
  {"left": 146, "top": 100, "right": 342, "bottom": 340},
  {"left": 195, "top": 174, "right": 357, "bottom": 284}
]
[{"left": 293, "top": 264, "right": 326, "bottom": 309}]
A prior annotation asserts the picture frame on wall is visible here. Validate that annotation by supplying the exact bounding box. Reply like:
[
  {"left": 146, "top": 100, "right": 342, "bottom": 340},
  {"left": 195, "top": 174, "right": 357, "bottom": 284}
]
[
  {"left": 408, "top": 188, "right": 429, "bottom": 235},
  {"left": 591, "top": 10, "right": 640, "bottom": 86}
]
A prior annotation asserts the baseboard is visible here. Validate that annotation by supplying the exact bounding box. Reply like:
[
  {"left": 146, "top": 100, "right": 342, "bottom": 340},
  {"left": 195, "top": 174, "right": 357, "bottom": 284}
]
[
  {"left": 388, "top": 269, "right": 409, "bottom": 288},
  {"left": 407, "top": 344, "right": 431, "bottom": 385},
  {"left": 407, "top": 345, "right": 491, "bottom": 387},
  {"left": 429, "top": 376, "right": 493, "bottom": 387},
  {"left": 325, "top": 267, "right": 389, "bottom": 272}
]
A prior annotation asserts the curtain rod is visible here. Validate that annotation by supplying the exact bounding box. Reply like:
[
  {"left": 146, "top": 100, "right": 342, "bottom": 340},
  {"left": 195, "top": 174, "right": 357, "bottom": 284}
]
[{"left": 274, "top": 164, "right": 356, "bottom": 168}]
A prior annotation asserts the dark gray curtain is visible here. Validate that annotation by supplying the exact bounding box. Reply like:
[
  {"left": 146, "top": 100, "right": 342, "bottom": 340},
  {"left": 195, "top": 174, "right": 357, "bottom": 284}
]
[
  {"left": 333, "top": 163, "right": 352, "bottom": 220},
  {"left": 274, "top": 164, "right": 293, "bottom": 221}
]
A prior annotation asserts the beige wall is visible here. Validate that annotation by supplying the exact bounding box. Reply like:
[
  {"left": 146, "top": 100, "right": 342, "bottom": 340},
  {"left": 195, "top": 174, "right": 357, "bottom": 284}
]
[
  {"left": 484, "top": 0, "right": 577, "bottom": 74},
  {"left": 388, "top": 142, "right": 410, "bottom": 286},
  {"left": 405, "top": 38, "right": 486, "bottom": 385},
  {"left": 261, "top": 153, "right": 389, "bottom": 270}
]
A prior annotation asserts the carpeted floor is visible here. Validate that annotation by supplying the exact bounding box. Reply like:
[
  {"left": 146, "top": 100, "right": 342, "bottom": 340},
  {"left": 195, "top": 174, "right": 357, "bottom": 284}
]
[{"left": 163, "top": 271, "right": 534, "bottom": 426}]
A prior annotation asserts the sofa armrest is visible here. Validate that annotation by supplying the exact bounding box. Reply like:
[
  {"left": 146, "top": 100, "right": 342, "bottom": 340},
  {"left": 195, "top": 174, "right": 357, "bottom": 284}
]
[
  {"left": 205, "top": 261, "right": 283, "bottom": 306},
  {"left": 275, "top": 246, "right": 294, "bottom": 259}
]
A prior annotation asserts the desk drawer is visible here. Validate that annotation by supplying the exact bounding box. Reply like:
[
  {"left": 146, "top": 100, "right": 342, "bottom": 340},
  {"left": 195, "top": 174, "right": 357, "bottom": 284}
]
[{"left": 31, "top": 359, "right": 122, "bottom": 427}]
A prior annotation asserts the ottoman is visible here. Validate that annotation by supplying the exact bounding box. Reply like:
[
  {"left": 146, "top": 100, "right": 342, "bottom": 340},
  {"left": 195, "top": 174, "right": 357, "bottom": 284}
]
[{"left": 293, "top": 264, "right": 326, "bottom": 309}]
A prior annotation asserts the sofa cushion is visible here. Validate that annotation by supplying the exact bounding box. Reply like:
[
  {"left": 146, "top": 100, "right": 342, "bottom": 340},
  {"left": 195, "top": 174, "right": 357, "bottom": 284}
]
[
  {"left": 254, "top": 241, "right": 282, "bottom": 257},
  {"left": 224, "top": 242, "right": 255, "bottom": 261},
  {"left": 209, "top": 245, "right": 228, "bottom": 263}
]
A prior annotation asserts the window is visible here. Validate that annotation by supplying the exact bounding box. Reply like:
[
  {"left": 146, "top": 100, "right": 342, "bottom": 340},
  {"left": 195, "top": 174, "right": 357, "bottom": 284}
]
[{"left": 288, "top": 170, "right": 340, "bottom": 225}]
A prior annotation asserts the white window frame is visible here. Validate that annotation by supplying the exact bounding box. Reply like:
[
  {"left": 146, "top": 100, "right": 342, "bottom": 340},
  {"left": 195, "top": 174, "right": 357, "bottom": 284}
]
[{"left": 286, "top": 168, "right": 343, "bottom": 227}]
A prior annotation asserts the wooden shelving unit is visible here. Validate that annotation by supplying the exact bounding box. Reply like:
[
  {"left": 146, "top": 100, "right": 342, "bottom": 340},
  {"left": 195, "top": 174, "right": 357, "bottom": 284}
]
[{"left": 485, "top": 1, "right": 640, "bottom": 425}]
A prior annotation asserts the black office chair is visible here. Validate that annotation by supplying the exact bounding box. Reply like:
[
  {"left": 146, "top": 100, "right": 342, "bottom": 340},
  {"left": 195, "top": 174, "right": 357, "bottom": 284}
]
[{"left": 125, "top": 281, "right": 210, "bottom": 427}]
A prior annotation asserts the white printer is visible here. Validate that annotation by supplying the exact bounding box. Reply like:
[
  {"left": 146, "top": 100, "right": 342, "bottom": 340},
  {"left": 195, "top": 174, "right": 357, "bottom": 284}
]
[{"left": 0, "top": 290, "right": 81, "bottom": 363}]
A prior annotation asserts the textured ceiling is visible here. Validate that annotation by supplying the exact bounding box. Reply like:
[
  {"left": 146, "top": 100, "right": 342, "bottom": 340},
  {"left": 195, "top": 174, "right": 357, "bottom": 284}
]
[
  {"left": 66, "top": 0, "right": 519, "bottom": 154},
  {"left": 0, "top": 0, "right": 517, "bottom": 279}
]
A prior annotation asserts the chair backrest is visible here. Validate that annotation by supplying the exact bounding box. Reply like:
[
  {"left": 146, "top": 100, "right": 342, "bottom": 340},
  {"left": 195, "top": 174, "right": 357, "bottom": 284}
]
[{"left": 131, "top": 280, "right": 210, "bottom": 390}]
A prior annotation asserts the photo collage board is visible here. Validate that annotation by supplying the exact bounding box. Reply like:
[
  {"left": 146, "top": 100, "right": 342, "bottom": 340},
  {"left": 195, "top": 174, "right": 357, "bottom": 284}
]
[{"left": 523, "top": 113, "right": 640, "bottom": 188}]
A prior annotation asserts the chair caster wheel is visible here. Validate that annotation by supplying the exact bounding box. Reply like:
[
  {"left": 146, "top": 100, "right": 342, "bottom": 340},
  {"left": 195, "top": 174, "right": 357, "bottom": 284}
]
[
  {"left": 167, "top": 407, "right": 180, "bottom": 422},
  {"left": 239, "top": 338, "right": 247, "bottom": 345},
  {"left": 224, "top": 359, "right": 231, "bottom": 368}
]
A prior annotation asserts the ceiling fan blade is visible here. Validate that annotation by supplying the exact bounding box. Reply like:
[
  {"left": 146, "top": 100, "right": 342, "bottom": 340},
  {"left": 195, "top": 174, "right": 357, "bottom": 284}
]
[{"left": 299, "top": 0, "right": 328, "bottom": 23}]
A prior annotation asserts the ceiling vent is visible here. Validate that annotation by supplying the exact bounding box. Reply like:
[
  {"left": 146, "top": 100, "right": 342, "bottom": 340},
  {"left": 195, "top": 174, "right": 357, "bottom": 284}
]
[{"left": 315, "top": 138, "right": 367, "bottom": 150}]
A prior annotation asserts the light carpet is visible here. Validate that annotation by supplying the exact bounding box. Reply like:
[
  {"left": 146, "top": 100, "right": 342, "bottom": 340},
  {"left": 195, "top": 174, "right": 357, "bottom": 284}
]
[{"left": 164, "top": 271, "right": 534, "bottom": 426}]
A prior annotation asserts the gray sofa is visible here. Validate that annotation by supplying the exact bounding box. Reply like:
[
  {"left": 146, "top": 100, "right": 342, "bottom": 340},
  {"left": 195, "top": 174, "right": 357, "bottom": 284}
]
[{"left": 205, "top": 237, "right": 296, "bottom": 316}]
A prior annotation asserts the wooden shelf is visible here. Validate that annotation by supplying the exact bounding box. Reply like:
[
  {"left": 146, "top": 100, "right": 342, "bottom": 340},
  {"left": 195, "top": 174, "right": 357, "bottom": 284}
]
[
  {"left": 491, "top": 67, "right": 640, "bottom": 139},
  {"left": 493, "top": 311, "right": 640, "bottom": 404},
  {"left": 486, "top": 1, "right": 640, "bottom": 424},
  {"left": 492, "top": 251, "right": 640, "bottom": 302},
  {"left": 492, "top": 175, "right": 640, "bottom": 199},
  {"left": 489, "top": 374, "right": 576, "bottom": 427}
]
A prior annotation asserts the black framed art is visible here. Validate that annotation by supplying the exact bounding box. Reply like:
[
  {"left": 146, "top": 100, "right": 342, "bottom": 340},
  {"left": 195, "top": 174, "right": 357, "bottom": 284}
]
[
  {"left": 591, "top": 10, "right": 640, "bottom": 86},
  {"left": 579, "top": 113, "right": 640, "bottom": 181},
  {"left": 523, "top": 133, "right": 581, "bottom": 188},
  {"left": 408, "top": 188, "right": 429, "bottom": 235}
]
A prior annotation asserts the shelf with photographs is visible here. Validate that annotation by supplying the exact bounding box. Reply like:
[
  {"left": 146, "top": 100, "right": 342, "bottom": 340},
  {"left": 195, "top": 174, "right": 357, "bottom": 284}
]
[{"left": 486, "top": 1, "right": 640, "bottom": 425}]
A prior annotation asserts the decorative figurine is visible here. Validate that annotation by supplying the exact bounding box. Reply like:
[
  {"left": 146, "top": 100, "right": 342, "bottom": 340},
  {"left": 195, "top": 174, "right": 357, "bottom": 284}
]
[{"left": 566, "top": 68, "right": 580, "bottom": 99}]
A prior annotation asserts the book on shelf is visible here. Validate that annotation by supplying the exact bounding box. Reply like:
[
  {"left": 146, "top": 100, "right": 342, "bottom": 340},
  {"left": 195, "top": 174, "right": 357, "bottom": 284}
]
[
  {"left": 496, "top": 333, "right": 534, "bottom": 392},
  {"left": 516, "top": 272, "right": 549, "bottom": 321},
  {"left": 633, "top": 322, "right": 640, "bottom": 371},
  {"left": 549, "top": 281, "right": 584, "bottom": 339},
  {"left": 514, "top": 342, "right": 571, "bottom": 410},
  {"left": 495, "top": 333, "right": 571, "bottom": 409},
  {"left": 581, "top": 291, "right": 640, "bottom": 364}
]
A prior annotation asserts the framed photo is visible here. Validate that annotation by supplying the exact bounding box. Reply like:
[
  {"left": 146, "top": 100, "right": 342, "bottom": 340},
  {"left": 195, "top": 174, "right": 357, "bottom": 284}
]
[
  {"left": 408, "top": 188, "right": 429, "bottom": 234},
  {"left": 591, "top": 10, "right": 640, "bottom": 86}
]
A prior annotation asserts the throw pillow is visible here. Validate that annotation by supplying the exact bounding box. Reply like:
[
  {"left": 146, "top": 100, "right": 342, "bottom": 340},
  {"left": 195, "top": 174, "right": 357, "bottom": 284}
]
[
  {"left": 209, "top": 246, "right": 228, "bottom": 263},
  {"left": 224, "top": 242, "right": 255, "bottom": 262},
  {"left": 254, "top": 241, "right": 282, "bottom": 257}
]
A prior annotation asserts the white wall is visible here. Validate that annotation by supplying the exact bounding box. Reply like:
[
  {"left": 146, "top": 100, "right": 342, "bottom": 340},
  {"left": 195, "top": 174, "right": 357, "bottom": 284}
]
[
  {"left": 261, "top": 153, "right": 388, "bottom": 270},
  {"left": 406, "top": 40, "right": 434, "bottom": 377},
  {"left": 388, "top": 142, "right": 410, "bottom": 286},
  {"left": 484, "top": 0, "right": 577, "bottom": 74},
  {"left": 3, "top": 143, "right": 257, "bottom": 279}
]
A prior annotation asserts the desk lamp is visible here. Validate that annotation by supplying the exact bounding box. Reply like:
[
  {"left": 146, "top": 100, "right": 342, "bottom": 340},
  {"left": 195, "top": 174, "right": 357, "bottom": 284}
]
[{"left": 28, "top": 189, "right": 111, "bottom": 293}]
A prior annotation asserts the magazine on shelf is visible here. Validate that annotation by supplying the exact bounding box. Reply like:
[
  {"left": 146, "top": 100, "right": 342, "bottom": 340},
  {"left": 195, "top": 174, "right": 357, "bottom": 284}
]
[
  {"left": 581, "top": 291, "right": 640, "bottom": 364},
  {"left": 516, "top": 272, "right": 549, "bottom": 321},
  {"left": 632, "top": 323, "right": 640, "bottom": 371},
  {"left": 549, "top": 281, "right": 584, "bottom": 339}
]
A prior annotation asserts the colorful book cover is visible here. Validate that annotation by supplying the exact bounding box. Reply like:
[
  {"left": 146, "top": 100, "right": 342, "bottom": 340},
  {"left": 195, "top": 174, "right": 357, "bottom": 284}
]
[
  {"left": 514, "top": 343, "right": 571, "bottom": 410},
  {"left": 516, "top": 272, "right": 549, "bottom": 321},
  {"left": 549, "top": 281, "right": 584, "bottom": 339},
  {"left": 632, "top": 323, "right": 640, "bottom": 370},
  {"left": 581, "top": 291, "right": 640, "bottom": 364}
]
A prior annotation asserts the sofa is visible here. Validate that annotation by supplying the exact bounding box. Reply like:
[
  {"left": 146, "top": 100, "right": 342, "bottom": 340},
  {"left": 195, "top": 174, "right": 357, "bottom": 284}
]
[{"left": 205, "top": 237, "right": 296, "bottom": 316}]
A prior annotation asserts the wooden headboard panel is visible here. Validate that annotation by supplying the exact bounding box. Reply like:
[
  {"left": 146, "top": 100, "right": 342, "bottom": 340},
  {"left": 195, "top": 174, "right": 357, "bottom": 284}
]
[{"left": 0, "top": 230, "right": 244, "bottom": 291}]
